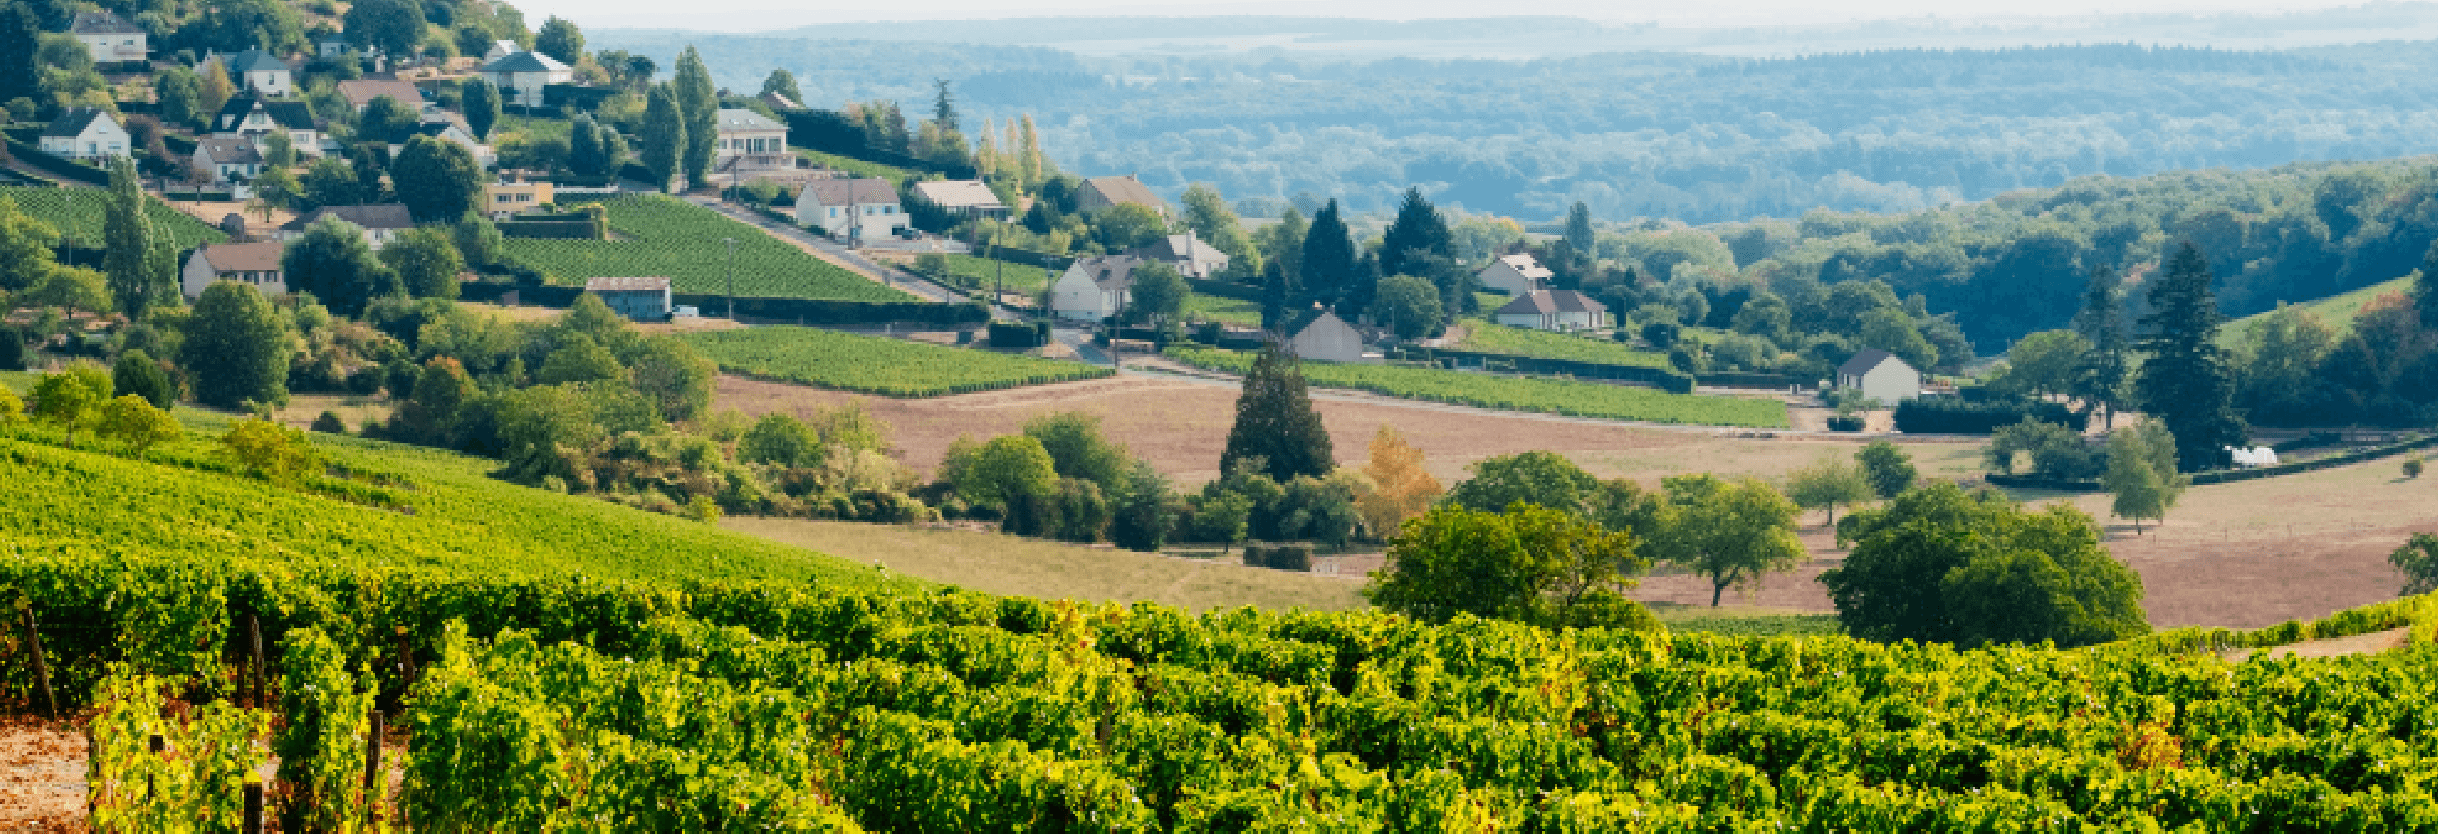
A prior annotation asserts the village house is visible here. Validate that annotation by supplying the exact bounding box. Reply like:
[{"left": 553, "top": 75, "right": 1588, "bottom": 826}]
[
  {"left": 209, "top": 50, "right": 295, "bottom": 96},
  {"left": 482, "top": 40, "right": 519, "bottom": 62},
  {"left": 910, "top": 180, "right": 1010, "bottom": 221},
  {"left": 37, "top": 108, "right": 129, "bottom": 161},
  {"left": 1492, "top": 290, "right": 1608, "bottom": 332},
  {"left": 387, "top": 116, "right": 494, "bottom": 167},
  {"left": 796, "top": 178, "right": 902, "bottom": 242},
  {"left": 191, "top": 135, "right": 263, "bottom": 184},
  {"left": 1284, "top": 307, "right": 1373, "bottom": 364},
  {"left": 1836, "top": 349, "right": 1922, "bottom": 405},
  {"left": 758, "top": 91, "right": 800, "bottom": 111},
  {"left": 584, "top": 277, "right": 673, "bottom": 322},
  {"left": 68, "top": 11, "right": 146, "bottom": 63},
  {"left": 1049, "top": 254, "right": 1153, "bottom": 321},
  {"left": 181, "top": 241, "right": 287, "bottom": 300},
  {"left": 1126, "top": 231, "right": 1230, "bottom": 279},
  {"left": 275, "top": 205, "right": 415, "bottom": 249},
  {"left": 1475, "top": 252, "right": 1552, "bottom": 295},
  {"left": 483, "top": 179, "right": 553, "bottom": 219},
  {"left": 712, "top": 108, "right": 789, "bottom": 165},
  {"left": 209, "top": 95, "right": 325, "bottom": 158},
  {"left": 335, "top": 79, "right": 429, "bottom": 115},
  {"left": 478, "top": 51, "right": 574, "bottom": 108},
  {"left": 1076, "top": 174, "right": 1167, "bottom": 218}
]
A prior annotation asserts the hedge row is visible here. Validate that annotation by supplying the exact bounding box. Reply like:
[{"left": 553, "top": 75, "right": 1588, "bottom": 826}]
[
  {"left": 1394, "top": 346, "right": 1698, "bottom": 395},
  {"left": 457, "top": 281, "right": 990, "bottom": 326},
  {"left": 1986, "top": 432, "right": 2436, "bottom": 492},
  {"left": 1893, "top": 397, "right": 2086, "bottom": 435}
]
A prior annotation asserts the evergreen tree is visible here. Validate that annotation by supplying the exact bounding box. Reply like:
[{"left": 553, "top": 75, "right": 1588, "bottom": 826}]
[
  {"left": 1258, "top": 207, "right": 1306, "bottom": 330},
  {"left": 930, "top": 78, "right": 959, "bottom": 134},
  {"left": 350, "top": 144, "right": 388, "bottom": 202},
  {"left": 760, "top": 69, "right": 801, "bottom": 104},
  {"left": 182, "top": 282, "right": 291, "bottom": 409},
  {"left": 568, "top": 114, "right": 606, "bottom": 177},
  {"left": 0, "top": 5, "right": 35, "bottom": 106},
  {"left": 392, "top": 135, "right": 482, "bottom": 223},
  {"left": 639, "top": 84, "right": 684, "bottom": 191},
  {"left": 1220, "top": 340, "right": 1335, "bottom": 483},
  {"left": 460, "top": 79, "right": 500, "bottom": 140},
  {"left": 1378, "top": 187, "right": 1452, "bottom": 281},
  {"left": 673, "top": 46, "right": 718, "bottom": 187},
  {"left": 1299, "top": 200, "right": 1356, "bottom": 311},
  {"left": 102, "top": 157, "right": 172, "bottom": 316},
  {"left": 534, "top": 15, "right": 584, "bottom": 65},
  {"left": 1563, "top": 201, "right": 1596, "bottom": 259},
  {"left": 2071, "top": 265, "right": 2131, "bottom": 429},
  {"left": 2135, "top": 242, "right": 2246, "bottom": 471}
]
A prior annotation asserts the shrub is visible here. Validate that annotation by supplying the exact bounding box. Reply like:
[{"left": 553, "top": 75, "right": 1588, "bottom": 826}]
[
  {"left": 1825, "top": 415, "right": 1865, "bottom": 432},
  {"left": 2407, "top": 457, "right": 2426, "bottom": 480}
]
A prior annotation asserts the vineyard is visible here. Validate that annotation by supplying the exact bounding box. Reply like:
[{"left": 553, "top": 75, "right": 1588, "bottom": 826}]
[
  {"left": 1168, "top": 346, "right": 1791, "bottom": 428},
  {"left": 503, "top": 196, "right": 915, "bottom": 302},
  {"left": 1456, "top": 319, "right": 1674, "bottom": 368},
  {"left": 680, "top": 326, "right": 1111, "bottom": 397},
  {"left": 0, "top": 186, "right": 226, "bottom": 250}
]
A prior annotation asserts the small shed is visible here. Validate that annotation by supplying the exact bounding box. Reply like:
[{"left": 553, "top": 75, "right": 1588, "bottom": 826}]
[
  {"left": 584, "top": 276, "right": 673, "bottom": 322},
  {"left": 1493, "top": 290, "right": 1607, "bottom": 331},
  {"left": 1285, "top": 308, "right": 1371, "bottom": 364},
  {"left": 1836, "top": 348, "right": 1921, "bottom": 405}
]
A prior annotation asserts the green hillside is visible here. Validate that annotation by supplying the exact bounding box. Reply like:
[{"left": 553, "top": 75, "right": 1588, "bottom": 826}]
[
  {"left": 2222, "top": 275, "right": 2415, "bottom": 346},
  {"left": 503, "top": 196, "right": 915, "bottom": 302}
]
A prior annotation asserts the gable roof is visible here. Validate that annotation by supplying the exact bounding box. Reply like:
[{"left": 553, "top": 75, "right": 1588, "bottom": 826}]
[
  {"left": 480, "top": 51, "right": 571, "bottom": 74},
  {"left": 193, "top": 134, "right": 262, "bottom": 165},
  {"left": 1487, "top": 253, "right": 1553, "bottom": 279},
  {"left": 585, "top": 276, "right": 670, "bottom": 293},
  {"left": 40, "top": 108, "right": 117, "bottom": 138},
  {"left": 759, "top": 91, "right": 800, "bottom": 110},
  {"left": 713, "top": 108, "right": 784, "bottom": 132},
  {"left": 196, "top": 241, "right": 285, "bottom": 272},
  {"left": 910, "top": 179, "right": 1005, "bottom": 210},
  {"left": 1082, "top": 175, "right": 1164, "bottom": 212},
  {"left": 336, "top": 79, "right": 426, "bottom": 112},
  {"left": 70, "top": 11, "right": 142, "bottom": 34},
  {"left": 212, "top": 95, "right": 316, "bottom": 133},
  {"left": 1495, "top": 290, "right": 1606, "bottom": 316},
  {"left": 1130, "top": 232, "right": 1224, "bottom": 265},
  {"left": 1070, "top": 254, "right": 1153, "bottom": 292},
  {"left": 799, "top": 178, "right": 898, "bottom": 207},
  {"left": 281, "top": 204, "right": 415, "bottom": 232},
  {"left": 386, "top": 119, "right": 474, "bottom": 145},
  {"left": 1285, "top": 307, "right": 1355, "bottom": 339},
  {"left": 221, "top": 50, "right": 290, "bottom": 75},
  {"left": 1838, "top": 348, "right": 1908, "bottom": 378}
]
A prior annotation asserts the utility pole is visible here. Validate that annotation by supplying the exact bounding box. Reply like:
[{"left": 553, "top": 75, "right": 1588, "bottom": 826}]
[{"left": 723, "top": 237, "right": 737, "bottom": 319}]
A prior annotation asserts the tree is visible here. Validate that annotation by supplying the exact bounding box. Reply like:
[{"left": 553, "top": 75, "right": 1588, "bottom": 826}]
[
  {"left": 300, "top": 157, "right": 364, "bottom": 209},
  {"left": 536, "top": 333, "right": 624, "bottom": 385},
  {"left": 1562, "top": 201, "right": 1596, "bottom": 267},
  {"left": 1220, "top": 340, "right": 1335, "bottom": 483},
  {"left": 2233, "top": 303, "right": 2338, "bottom": 425},
  {"left": 1122, "top": 261, "right": 1187, "bottom": 325},
  {"left": 2103, "top": 419, "right": 2185, "bottom": 534},
  {"left": 26, "top": 267, "right": 112, "bottom": 312},
  {"left": 460, "top": 79, "right": 501, "bottom": 140},
  {"left": 1369, "top": 274, "right": 1444, "bottom": 340},
  {"left": 2416, "top": 242, "right": 2438, "bottom": 330},
  {"left": 1991, "top": 329, "right": 2090, "bottom": 400},
  {"left": 639, "top": 84, "right": 685, "bottom": 192},
  {"left": 1987, "top": 418, "right": 2102, "bottom": 479},
  {"left": 388, "top": 356, "right": 473, "bottom": 445},
  {"left": 1091, "top": 203, "right": 1166, "bottom": 252},
  {"left": 626, "top": 337, "right": 715, "bottom": 421},
  {"left": 284, "top": 217, "right": 401, "bottom": 317},
  {"left": 1364, "top": 502, "right": 1651, "bottom": 629},
  {"left": 197, "top": 62, "right": 236, "bottom": 121},
  {"left": 392, "top": 136, "right": 482, "bottom": 223},
  {"left": 1354, "top": 425, "right": 1440, "bottom": 538},
  {"left": 452, "top": 213, "right": 505, "bottom": 269},
  {"left": 534, "top": 15, "right": 583, "bottom": 65},
  {"left": 154, "top": 67, "right": 203, "bottom": 129},
  {"left": 953, "top": 434, "right": 1058, "bottom": 509},
  {"left": 2136, "top": 242, "right": 2246, "bottom": 471},
  {"left": 567, "top": 114, "right": 609, "bottom": 176},
  {"left": 112, "top": 348, "right": 175, "bottom": 408},
  {"left": 1444, "top": 450, "right": 1599, "bottom": 515},
  {"left": 219, "top": 419, "right": 324, "bottom": 483},
  {"left": 182, "top": 282, "right": 291, "bottom": 409},
  {"left": 381, "top": 226, "right": 464, "bottom": 300},
  {"left": 672, "top": 46, "right": 717, "bottom": 187},
  {"left": 343, "top": 0, "right": 425, "bottom": 58},
  {"left": 760, "top": 69, "right": 801, "bottom": 104},
  {"left": 350, "top": 144, "right": 389, "bottom": 203},
  {"left": 739, "top": 413, "right": 824, "bottom": 468},
  {"left": 1299, "top": 200, "right": 1359, "bottom": 310},
  {"left": 102, "top": 157, "right": 173, "bottom": 317},
  {"left": 1378, "top": 187, "right": 1454, "bottom": 283},
  {"left": 1644, "top": 474, "right": 1806, "bottom": 606},
  {"left": 1022, "top": 411, "right": 1129, "bottom": 493},
  {"left": 1179, "top": 183, "right": 1259, "bottom": 279},
  {"left": 1784, "top": 454, "right": 1874, "bottom": 526},
  {"left": 1108, "top": 460, "right": 1173, "bottom": 553},
  {"left": 360, "top": 95, "right": 419, "bottom": 143},
  {"left": 31, "top": 368, "right": 106, "bottom": 432},
  {"left": 0, "top": 195, "right": 59, "bottom": 295},
  {"left": 2391, "top": 533, "right": 2438, "bottom": 595},
  {"left": 0, "top": 383, "right": 21, "bottom": 425},
  {"left": 1858, "top": 307, "right": 1938, "bottom": 371},
  {"left": 97, "top": 394, "right": 181, "bottom": 452},
  {"left": 1856, "top": 440, "right": 1916, "bottom": 498},
  {"left": 0, "top": 5, "right": 36, "bottom": 108},
  {"left": 1821, "top": 483, "right": 2147, "bottom": 647}
]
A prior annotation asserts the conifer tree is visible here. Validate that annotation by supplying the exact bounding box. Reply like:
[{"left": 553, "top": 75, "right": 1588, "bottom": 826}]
[
  {"left": 760, "top": 69, "right": 801, "bottom": 104},
  {"left": 1299, "top": 200, "right": 1357, "bottom": 311},
  {"left": 1221, "top": 340, "right": 1335, "bottom": 483},
  {"left": 2136, "top": 242, "right": 2246, "bottom": 471},
  {"left": 673, "top": 46, "right": 718, "bottom": 187},
  {"left": 2072, "top": 265, "right": 2131, "bottom": 429},
  {"left": 102, "top": 157, "right": 172, "bottom": 316},
  {"left": 639, "top": 84, "right": 685, "bottom": 192},
  {"left": 1378, "top": 187, "right": 1452, "bottom": 282}
]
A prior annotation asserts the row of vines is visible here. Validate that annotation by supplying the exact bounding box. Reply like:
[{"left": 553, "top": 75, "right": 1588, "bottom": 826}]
[
  {"left": 1166, "top": 346, "right": 1790, "bottom": 428},
  {"left": 677, "top": 326, "right": 1112, "bottom": 398}
]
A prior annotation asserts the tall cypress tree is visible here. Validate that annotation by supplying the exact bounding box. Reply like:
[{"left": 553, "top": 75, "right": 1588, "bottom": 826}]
[
  {"left": 103, "top": 157, "right": 169, "bottom": 316},
  {"left": 0, "top": 5, "right": 39, "bottom": 107},
  {"left": 1221, "top": 340, "right": 1334, "bottom": 483},
  {"left": 1299, "top": 200, "right": 1356, "bottom": 311},
  {"left": 673, "top": 46, "right": 718, "bottom": 188},
  {"left": 2072, "top": 265, "right": 2131, "bottom": 429},
  {"left": 2135, "top": 242, "right": 2246, "bottom": 471},
  {"left": 1378, "top": 187, "right": 1451, "bottom": 281},
  {"left": 639, "top": 84, "right": 685, "bottom": 192}
]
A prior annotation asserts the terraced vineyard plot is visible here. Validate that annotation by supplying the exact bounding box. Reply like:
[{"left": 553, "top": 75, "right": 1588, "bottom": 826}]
[
  {"left": 504, "top": 195, "right": 915, "bottom": 301},
  {"left": 0, "top": 186, "right": 226, "bottom": 249},
  {"left": 1170, "top": 346, "right": 1789, "bottom": 427},
  {"left": 1457, "top": 318, "right": 1671, "bottom": 367},
  {"left": 681, "top": 326, "right": 1110, "bottom": 397}
]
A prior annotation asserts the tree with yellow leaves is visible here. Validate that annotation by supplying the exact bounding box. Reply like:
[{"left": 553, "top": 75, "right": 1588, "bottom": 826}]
[{"left": 1354, "top": 425, "right": 1440, "bottom": 538}]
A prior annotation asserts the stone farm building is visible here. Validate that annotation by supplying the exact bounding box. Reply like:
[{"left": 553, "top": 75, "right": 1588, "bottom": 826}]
[{"left": 585, "top": 277, "right": 673, "bottom": 322}]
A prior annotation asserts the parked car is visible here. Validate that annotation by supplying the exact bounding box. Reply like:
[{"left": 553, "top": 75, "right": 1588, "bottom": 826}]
[{"left": 672, "top": 305, "right": 700, "bottom": 318}]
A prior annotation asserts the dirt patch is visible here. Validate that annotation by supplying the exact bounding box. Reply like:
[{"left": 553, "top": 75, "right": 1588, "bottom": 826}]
[
  {"left": 2223, "top": 626, "right": 2413, "bottom": 662},
  {"left": 0, "top": 717, "right": 87, "bottom": 832}
]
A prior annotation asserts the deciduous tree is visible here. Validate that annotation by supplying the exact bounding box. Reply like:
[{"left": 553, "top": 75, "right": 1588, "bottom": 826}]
[
  {"left": 284, "top": 217, "right": 402, "bottom": 317},
  {"left": 1365, "top": 502, "right": 1651, "bottom": 628},
  {"left": 1644, "top": 474, "right": 1806, "bottom": 606},
  {"left": 111, "top": 348, "right": 175, "bottom": 408},
  {"left": 625, "top": 337, "right": 715, "bottom": 421},
  {"left": 1857, "top": 440, "right": 1916, "bottom": 498},
  {"left": 380, "top": 226, "right": 464, "bottom": 300},
  {"left": 760, "top": 69, "right": 801, "bottom": 104},
  {"left": 672, "top": 46, "right": 717, "bottom": 187},
  {"left": 1354, "top": 425, "right": 1440, "bottom": 537},
  {"left": 739, "top": 412, "right": 823, "bottom": 468},
  {"left": 1821, "top": 482, "right": 2147, "bottom": 647},
  {"left": 182, "top": 282, "right": 291, "bottom": 409},
  {"left": 1785, "top": 453, "right": 1874, "bottom": 526},
  {"left": 460, "top": 79, "right": 501, "bottom": 140},
  {"left": 2103, "top": 419, "right": 2185, "bottom": 534},
  {"left": 534, "top": 15, "right": 582, "bottom": 65},
  {"left": 97, "top": 394, "right": 181, "bottom": 452},
  {"left": 2390, "top": 533, "right": 2438, "bottom": 595},
  {"left": 639, "top": 84, "right": 684, "bottom": 192},
  {"left": 1444, "top": 450, "right": 1599, "bottom": 515},
  {"left": 102, "top": 157, "right": 174, "bottom": 316},
  {"left": 393, "top": 135, "right": 483, "bottom": 223},
  {"left": 343, "top": 0, "right": 426, "bottom": 59}
]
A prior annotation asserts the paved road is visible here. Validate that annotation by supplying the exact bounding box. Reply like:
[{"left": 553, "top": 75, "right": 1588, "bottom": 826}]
[{"left": 690, "top": 198, "right": 1024, "bottom": 321}]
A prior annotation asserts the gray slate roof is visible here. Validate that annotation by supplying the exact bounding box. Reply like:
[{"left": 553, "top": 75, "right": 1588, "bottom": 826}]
[
  {"left": 714, "top": 108, "right": 784, "bottom": 132},
  {"left": 585, "top": 276, "right": 671, "bottom": 292},
  {"left": 222, "top": 50, "right": 290, "bottom": 75},
  {"left": 1494, "top": 290, "right": 1606, "bottom": 316},
  {"left": 1838, "top": 348, "right": 1905, "bottom": 377},
  {"left": 1071, "top": 254, "right": 1154, "bottom": 292},
  {"left": 40, "top": 108, "right": 115, "bottom": 138},
  {"left": 212, "top": 95, "right": 316, "bottom": 133},
  {"left": 800, "top": 178, "right": 898, "bottom": 206},
  {"left": 193, "top": 135, "right": 262, "bottom": 165},
  {"left": 70, "top": 11, "right": 142, "bottom": 34},
  {"left": 480, "top": 51, "right": 571, "bottom": 73}
]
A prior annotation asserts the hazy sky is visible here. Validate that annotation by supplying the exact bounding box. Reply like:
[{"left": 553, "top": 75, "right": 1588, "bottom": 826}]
[{"left": 538, "top": 0, "right": 2387, "bottom": 33}]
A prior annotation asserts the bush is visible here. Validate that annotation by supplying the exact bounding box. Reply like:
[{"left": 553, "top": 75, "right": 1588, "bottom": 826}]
[
  {"left": 988, "top": 320, "right": 1046, "bottom": 349},
  {"left": 2407, "top": 457, "right": 2426, "bottom": 480},
  {"left": 1825, "top": 415, "right": 1865, "bottom": 432},
  {"left": 311, "top": 411, "right": 348, "bottom": 434}
]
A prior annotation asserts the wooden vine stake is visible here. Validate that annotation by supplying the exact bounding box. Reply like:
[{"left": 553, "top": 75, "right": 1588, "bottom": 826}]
[
  {"left": 242, "top": 779, "right": 265, "bottom": 834},
  {"left": 364, "top": 709, "right": 385, "bottom": 820},
  {"left": 247, "top": 614, "right": 267, "bottom": 709},
  {"left": 20, "top": 607, "right": 56, "bottom": 720}
]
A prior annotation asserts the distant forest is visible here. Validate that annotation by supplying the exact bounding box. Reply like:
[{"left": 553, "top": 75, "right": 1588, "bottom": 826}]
[{"left": 594, "top": 34, "right": 2438, "bottom": 223}]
